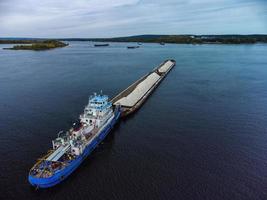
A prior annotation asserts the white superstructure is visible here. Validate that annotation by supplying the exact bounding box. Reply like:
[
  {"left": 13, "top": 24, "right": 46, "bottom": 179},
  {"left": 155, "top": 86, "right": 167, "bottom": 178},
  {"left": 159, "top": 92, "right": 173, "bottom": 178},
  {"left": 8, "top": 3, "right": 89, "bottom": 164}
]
[{"left": 47, "top": 93, "right": 114, "bottom": 160}]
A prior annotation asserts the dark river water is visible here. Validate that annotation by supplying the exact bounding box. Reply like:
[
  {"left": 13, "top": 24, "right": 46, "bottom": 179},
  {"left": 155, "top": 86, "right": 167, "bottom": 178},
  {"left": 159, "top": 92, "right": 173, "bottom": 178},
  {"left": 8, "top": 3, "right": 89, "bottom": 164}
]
[{"left": 0, "top": 42, "right": 267, "bottom": 200}]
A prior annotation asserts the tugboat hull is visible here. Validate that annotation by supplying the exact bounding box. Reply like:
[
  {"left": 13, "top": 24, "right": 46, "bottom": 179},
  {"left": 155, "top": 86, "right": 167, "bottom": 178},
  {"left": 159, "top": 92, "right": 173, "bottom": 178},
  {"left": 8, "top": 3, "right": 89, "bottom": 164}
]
[{"left": 28, "top": 108, "right": 120, "bottom": 188}]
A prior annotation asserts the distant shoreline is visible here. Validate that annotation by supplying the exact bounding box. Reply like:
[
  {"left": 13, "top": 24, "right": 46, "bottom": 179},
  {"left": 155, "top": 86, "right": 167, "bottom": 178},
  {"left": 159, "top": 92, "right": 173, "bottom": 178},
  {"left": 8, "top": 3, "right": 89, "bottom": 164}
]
[
  {"left": 1, "top": 35, "right": 267, "bottom": 45},
  {"left": 83, "top": 34, "right": 267, "bottom": 44}
]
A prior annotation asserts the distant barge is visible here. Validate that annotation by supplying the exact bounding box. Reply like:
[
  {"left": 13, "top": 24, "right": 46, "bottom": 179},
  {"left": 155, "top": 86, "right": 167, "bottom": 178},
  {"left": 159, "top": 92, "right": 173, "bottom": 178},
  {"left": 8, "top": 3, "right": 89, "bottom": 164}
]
[
  {"left": 112, "top": 59, "right": 175, "bottom": 117},
  {"left": 127, "top": 46, "right": 140, "bottom": 49},
  {"left": 94, "top": 43, "right": 109, "bottom": 47}
]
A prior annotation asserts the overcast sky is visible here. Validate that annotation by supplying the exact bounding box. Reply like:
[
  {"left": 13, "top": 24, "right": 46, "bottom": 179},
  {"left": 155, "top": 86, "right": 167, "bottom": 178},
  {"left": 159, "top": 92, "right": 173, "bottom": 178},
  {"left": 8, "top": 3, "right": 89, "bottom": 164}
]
[{"left": 0, "top": 0, "right": 266, "bottom": 38}]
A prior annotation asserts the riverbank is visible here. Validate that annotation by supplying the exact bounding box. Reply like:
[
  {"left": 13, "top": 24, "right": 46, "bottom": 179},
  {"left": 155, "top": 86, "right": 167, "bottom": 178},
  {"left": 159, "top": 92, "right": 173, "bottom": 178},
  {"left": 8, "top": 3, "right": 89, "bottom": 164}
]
[
  {"left": 2, "top": 35, "right": 267, "bottom": 46},
  {"left": 56, "top": 35, "right": 267, "bottom": 44}
]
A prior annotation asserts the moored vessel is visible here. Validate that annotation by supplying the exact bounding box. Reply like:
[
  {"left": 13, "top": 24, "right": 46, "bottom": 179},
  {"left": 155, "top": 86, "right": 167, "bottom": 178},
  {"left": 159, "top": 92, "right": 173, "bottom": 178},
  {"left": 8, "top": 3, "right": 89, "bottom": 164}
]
[
  {"left": 127, "top": 46, "right": 140, "bottom": 49},
  {"left": 94, "top": 43, "right": 109, "bottom": 47}
]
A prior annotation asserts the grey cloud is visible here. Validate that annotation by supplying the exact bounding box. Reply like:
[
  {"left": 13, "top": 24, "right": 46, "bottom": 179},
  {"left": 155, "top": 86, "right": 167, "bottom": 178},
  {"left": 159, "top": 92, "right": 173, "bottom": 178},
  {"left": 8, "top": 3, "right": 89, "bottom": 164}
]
[{"left": 0, "top": 0, "right": 266, "bottom": 37}]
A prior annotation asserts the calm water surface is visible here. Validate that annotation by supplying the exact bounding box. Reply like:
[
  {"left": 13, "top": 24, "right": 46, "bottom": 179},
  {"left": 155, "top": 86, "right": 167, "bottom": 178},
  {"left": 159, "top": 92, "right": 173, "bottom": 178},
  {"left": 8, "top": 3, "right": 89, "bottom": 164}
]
[{"left": 0, "top": 42, "right": 267, "bottom": 200}]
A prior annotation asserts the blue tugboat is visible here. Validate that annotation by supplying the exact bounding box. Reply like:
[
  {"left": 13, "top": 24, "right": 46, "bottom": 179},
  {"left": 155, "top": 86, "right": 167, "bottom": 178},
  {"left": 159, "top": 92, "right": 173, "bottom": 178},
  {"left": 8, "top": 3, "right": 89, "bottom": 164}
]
[{"left": 29, "top": 93, "right": 120, "bottom": 188}]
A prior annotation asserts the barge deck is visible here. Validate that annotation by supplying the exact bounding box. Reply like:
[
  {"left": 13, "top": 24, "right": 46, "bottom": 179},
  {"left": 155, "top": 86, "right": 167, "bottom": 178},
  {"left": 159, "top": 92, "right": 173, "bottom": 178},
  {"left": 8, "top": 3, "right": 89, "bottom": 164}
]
[{"left": 111, "top": 59, "right": 176, "bottom": 117}]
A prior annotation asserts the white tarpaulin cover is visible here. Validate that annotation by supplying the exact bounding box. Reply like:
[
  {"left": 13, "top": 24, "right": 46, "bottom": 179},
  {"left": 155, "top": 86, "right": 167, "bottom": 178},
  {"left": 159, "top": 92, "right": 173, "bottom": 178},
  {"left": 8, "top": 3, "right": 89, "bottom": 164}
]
[
  {"left": 158, "top": 61, "right": 173, "bottom": 73},
  {"left": 115, "top": 72, "right": 161, "bottom": 107}
]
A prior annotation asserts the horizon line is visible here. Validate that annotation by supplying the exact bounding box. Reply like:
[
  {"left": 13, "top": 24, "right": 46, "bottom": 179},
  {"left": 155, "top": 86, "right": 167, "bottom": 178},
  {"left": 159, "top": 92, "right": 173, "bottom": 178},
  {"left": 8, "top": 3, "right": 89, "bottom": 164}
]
[{"left": 1, "top": 34, "right": 267, "bottom": 40}]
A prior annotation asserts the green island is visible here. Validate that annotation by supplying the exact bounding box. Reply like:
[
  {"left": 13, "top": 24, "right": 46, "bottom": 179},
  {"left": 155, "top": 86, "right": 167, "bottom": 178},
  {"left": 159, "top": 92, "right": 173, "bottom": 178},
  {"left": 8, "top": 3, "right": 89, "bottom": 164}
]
[{"left": 2, "top": 40, "right": 68, "bottom": 50}]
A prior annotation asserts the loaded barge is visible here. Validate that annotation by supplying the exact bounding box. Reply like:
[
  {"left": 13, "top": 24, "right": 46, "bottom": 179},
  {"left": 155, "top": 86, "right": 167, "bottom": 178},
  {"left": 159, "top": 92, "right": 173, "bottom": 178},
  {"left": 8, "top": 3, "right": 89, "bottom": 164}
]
[{"left": 112, "top": 59, "right": 175, "bottom": 117}]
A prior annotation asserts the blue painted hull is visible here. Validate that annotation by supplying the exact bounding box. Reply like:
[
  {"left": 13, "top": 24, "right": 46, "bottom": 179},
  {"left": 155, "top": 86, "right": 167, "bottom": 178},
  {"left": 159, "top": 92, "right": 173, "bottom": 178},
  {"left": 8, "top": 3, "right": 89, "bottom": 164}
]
[{"left": 28, "top": 108, "right": 120, "bottom": 188}]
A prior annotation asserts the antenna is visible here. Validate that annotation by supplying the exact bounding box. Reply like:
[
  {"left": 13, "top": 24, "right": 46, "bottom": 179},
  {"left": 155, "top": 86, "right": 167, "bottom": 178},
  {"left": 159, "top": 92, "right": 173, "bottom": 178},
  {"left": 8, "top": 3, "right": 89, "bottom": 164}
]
[{"left": 58, "top": 130, "right": 63, "bottom": 138}]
